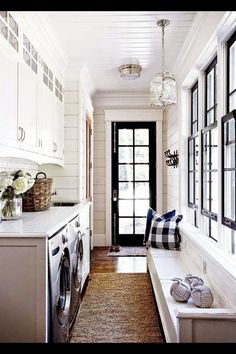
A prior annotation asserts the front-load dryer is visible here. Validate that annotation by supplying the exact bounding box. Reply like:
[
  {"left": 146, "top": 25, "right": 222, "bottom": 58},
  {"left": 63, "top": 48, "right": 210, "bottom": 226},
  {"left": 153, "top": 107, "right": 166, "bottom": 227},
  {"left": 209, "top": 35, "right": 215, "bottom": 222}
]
[
  {"left": 68, "top": 214, "right": 83, "bottom": 329},
  {"left": 48, "top": 224, "right": 71, "bottom": 343}
]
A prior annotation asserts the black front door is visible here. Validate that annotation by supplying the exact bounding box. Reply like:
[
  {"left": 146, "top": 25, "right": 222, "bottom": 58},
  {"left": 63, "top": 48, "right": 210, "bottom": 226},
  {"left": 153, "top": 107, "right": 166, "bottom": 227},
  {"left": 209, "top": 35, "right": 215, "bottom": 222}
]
[{"left": 112, "top": 122, "right": 156, "bottom": 246}]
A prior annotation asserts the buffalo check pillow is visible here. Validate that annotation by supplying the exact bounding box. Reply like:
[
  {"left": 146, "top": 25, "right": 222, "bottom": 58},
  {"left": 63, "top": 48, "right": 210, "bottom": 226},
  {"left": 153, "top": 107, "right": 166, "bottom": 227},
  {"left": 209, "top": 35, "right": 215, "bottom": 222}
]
[
  {"left": 147, "top": 214, "right": 183, "bottom": 250},
  {"left": 143, "top": 208, "right": 176, "bottom": 245}
]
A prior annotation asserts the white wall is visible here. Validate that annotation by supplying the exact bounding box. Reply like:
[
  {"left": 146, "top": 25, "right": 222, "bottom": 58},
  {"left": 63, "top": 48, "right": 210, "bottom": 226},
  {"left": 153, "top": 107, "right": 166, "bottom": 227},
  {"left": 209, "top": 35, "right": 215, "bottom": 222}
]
[{"left": 162, "top": 105, "right": 179, "bottom": 213}]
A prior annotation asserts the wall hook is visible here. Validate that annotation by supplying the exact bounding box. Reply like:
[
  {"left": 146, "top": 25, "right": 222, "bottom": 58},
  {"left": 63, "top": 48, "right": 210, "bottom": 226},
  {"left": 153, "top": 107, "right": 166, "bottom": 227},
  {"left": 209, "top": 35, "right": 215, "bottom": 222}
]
[{"left": 164, "top": 149, "right": 179, "bottom": 168}]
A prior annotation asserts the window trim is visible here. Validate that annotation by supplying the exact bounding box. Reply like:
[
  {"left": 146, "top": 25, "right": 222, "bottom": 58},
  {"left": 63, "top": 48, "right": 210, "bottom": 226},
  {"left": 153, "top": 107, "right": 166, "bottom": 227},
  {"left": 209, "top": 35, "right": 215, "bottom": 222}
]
[
  {"left": 221, "top": 109, "right": 236, "bottom": 231},
  {"left": 201, "top": 121, "right": 218, "bottom": 221},
  {"left": 227, "top": 30, "right": 236, "bottom": 113},
  {"left": 188, "top": 132, "right": 199, "bottom": 209},
  {"left": 205, "top": 56, "right": 217, "bottom": 127},
  {"left": 191, "top": 82, "right": 198, "bottom": 135}
]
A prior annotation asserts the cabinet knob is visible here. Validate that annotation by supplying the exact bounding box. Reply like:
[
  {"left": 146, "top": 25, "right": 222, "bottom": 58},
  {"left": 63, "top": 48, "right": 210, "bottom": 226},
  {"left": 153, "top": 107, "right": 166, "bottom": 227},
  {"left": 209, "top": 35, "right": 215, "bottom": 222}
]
[{"left": 75, "top": 220, "right": 80, "bottom": 228}]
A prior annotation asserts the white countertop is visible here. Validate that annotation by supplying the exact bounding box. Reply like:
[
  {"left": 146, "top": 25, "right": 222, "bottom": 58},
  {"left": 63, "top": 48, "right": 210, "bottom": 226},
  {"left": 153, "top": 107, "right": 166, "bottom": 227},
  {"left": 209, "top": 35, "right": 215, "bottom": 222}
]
[{"left": 0, "top": 201, "right": 90, "bottom": 237}]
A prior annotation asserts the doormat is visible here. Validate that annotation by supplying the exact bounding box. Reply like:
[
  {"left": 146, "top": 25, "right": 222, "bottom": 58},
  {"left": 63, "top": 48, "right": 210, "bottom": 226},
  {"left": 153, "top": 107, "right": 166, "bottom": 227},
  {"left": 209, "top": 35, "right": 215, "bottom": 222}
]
[{"left": 107, "top": 246, "right": 147, "bottom": 257}]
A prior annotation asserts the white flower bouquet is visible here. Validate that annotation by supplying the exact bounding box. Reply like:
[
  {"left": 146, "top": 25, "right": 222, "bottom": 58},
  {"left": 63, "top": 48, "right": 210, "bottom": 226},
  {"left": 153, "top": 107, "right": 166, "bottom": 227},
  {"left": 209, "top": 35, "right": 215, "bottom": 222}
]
[{"left": 0, "top": 170, "right": 35, "bottom": 219}]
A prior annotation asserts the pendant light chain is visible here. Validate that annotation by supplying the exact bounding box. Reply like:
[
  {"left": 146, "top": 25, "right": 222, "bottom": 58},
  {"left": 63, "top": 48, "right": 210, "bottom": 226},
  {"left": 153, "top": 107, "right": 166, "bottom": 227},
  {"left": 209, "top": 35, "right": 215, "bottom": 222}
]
[{"left": 161, "top": 23, "right": 165, "bottom": 76}]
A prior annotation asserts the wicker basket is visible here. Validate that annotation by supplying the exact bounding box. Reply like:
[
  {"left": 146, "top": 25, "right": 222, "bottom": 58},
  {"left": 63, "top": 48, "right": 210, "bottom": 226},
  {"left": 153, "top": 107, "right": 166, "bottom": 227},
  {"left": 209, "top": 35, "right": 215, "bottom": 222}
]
[{"left": 23, "top": 172, "right": 53, "bottom": 212}]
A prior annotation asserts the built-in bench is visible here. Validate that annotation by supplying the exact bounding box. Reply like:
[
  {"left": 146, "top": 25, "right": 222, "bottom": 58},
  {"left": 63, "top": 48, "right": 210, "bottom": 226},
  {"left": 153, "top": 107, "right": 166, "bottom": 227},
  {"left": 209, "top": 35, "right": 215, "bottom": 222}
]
[{"left": 147, "top": 245, "right": 236, "bottom": 343}]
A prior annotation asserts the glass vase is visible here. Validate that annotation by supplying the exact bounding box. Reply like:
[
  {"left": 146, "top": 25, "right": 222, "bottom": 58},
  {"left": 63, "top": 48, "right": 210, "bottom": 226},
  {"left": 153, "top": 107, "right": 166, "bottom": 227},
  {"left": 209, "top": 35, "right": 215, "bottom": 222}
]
[{"left": 1, "top": 196, "right": 22, "bottom": 220}]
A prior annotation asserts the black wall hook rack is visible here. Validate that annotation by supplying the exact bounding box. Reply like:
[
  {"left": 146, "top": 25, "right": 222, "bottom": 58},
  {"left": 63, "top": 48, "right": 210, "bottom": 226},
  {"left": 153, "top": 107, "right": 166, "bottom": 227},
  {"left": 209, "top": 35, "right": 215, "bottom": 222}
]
[{"left": 164, "top": 149, "right": 179, "bottom": 168}]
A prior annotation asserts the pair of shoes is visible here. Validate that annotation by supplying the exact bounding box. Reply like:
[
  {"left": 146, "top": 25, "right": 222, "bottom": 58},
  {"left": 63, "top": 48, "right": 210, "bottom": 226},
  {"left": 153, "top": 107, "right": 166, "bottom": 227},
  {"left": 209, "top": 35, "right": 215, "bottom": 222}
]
[{"left": 109, "top": 245, "right": 121, "bottom": 252}]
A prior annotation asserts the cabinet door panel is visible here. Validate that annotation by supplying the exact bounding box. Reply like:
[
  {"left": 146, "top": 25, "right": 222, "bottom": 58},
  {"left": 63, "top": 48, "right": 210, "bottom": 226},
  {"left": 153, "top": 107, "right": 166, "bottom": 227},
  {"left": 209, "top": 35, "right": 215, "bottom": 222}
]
[
  {"left": 18, "top": 62, "right": 38, "bottom": 151},
  {"left": 0, "top": 52, "right": 18, "bottom": 147},
  {"left": 37, "top": 82, "right": 54, "bottom": 157},
  {"left": 53, "top": 99, "right": 64, "bottom": 159}
]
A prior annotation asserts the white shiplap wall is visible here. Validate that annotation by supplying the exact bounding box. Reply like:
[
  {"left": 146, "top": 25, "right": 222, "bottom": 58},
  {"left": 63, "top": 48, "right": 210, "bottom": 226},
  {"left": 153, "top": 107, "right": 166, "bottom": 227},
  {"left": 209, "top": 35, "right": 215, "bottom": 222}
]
[
  {"left": 162, "top": 105, "right": 179, "bottom": 214},
  {"left": 41, "top": 81, "right": 79, "bottom": 202}
]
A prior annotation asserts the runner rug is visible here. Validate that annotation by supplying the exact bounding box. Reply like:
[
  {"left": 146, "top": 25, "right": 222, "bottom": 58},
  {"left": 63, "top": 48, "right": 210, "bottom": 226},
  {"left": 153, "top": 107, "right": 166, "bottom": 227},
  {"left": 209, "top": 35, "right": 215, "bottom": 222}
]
[
  {"left": 70, "top": 272, "right": 164, "bottom": 343},
  {"left": 107, "top": 246, "right": 147, "bottom": 257}
]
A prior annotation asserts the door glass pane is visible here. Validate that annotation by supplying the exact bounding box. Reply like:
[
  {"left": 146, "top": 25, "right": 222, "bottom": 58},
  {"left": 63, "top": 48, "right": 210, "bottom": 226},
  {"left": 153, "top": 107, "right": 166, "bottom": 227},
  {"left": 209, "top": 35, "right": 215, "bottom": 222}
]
[
  {"left": 119, "top": 182, "right": 133, "bottom": 199},
  {"left": 211, "top": 171, "right": 218, "bottom": 214},
  {"left": 135, "top": 218, "right": 146, "bottom": 234},
  {"left": 203, "top": 172, "right": 210, "bottom": 210},
  {"left": 9, "top": 31, "right": 18, "bottom": 51},
  {"left": 119, "top": 147, "right": 133, "bottom": 163},
  {"left": 195, "top": 174, "right": 199, "bottom": 205},
  {"left": 119, "top": 200, "right": 133, "bottom": 216},
  {"left": 119, "top": 165, "right": 133, "bottom": 181},
  {"left": 0, "top": 11, "right": 7, "bottom": 21},
  {"left": 135, "top": 164, "right": 149, "bottom": 181},
  {"left": 23, "top": 49, "right": 30, "bottom": 66},
  {"left": 211, "top": 127, "right": 218, "bottom": 170},
  {"left": 203, "top": 216, "right": 210, "bottom": 237},
  {"left": 224, "top": 171, "right": 235, "bottom": 220},
  {"left": 229, "top": 41, "right": 236, "bottom": 93},
  {"left": 134, "top": 182, "right": 149, "bottom": 198},
  {"left": 135, "top": 199, "right": 149, "bottom": 217},
  {"left": 119, "top": 218, "right": 133, "bottom": 234},
  {"left": 135, "top": 129, "right": 149, "bottom": 145},
  {"left": 135, "top": 147, "right": 149, "bottom": 163},
  {"left": 207, "top": 69, "right": 214, "bottom": 110},
  {"left": 118, "top": 129, "right": 133, "bottom": 145}
]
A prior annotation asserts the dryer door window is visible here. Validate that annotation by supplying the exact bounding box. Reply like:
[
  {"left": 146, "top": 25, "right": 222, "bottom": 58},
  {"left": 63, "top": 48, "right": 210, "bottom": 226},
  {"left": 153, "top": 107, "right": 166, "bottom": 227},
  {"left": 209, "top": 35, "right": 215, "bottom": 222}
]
[{"left": 57, "top": 253, "right": 71, "bottom": 326}]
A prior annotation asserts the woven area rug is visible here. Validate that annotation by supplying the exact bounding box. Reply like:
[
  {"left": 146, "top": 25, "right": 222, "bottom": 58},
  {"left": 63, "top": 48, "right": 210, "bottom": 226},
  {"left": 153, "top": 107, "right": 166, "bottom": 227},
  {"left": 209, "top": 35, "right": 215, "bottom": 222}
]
[
  {"left": 70, "top": 273, "right": 164, "bottom": 343},
  {"left": 107, "top": 246, "right": 147, "bottom": 257}
]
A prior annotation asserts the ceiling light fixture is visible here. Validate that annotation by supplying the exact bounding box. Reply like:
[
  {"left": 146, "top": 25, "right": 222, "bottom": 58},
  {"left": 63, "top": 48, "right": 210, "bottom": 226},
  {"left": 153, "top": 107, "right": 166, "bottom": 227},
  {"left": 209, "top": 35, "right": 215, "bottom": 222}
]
[
  {"left": 119, "top": 63, "right": 142, "bottom": 80},
  {"left": 150, "top": 19, "right": 177, "bottom": 107}
]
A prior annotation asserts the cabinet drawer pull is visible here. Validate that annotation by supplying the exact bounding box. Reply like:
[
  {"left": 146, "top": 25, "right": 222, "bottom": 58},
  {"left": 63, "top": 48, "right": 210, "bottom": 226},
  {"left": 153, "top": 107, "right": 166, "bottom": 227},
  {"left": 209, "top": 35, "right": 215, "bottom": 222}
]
[
  {"left": 18, "top": 127, "right": 23, "bottom": 141},
  {"left": 22, "top": 128, "right": 25, "bottom": 141}
]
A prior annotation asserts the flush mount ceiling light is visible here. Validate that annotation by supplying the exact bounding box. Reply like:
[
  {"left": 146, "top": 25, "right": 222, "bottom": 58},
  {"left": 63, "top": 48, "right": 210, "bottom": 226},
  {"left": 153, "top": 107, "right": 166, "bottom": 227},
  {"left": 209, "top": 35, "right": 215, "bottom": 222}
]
[
  {"left": 119, "top": 63, "right": 142, "bottom": 80},
  {"left": 150, "top": 19, "right": 177, "bottom": 107}
]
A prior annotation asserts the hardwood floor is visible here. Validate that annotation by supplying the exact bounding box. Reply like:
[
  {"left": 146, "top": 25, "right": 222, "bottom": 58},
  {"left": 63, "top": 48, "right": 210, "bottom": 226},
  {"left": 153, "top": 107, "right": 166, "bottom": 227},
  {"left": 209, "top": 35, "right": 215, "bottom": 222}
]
[{"left": 90, "top": 246, "right": 147, "bottom": 273}]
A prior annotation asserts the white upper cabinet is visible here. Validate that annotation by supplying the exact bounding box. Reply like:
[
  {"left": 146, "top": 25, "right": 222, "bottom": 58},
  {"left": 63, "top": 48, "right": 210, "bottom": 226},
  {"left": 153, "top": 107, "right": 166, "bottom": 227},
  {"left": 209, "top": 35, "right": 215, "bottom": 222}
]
[
  {"left": 0, "top": 11, "right": 65, "bottom": 165},
  {"left": 0, "top": 50, "right": 18, "bottom": 148},
  {"left": 18, "top": 61, "right": 38, "bottom": 152}
]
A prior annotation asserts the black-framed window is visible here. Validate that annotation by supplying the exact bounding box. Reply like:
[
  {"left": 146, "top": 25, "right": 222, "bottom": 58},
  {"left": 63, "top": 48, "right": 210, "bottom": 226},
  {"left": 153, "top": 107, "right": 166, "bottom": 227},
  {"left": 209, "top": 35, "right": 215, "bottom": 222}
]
[
  {"left": 201, "top": 122, "right": 218, "bottom": 240},
  {"left": 191, "top": 82, "right": 198, "bottom": 135},
  {"left": 188, "top": 134, "right": 199, "bottom": 227},
  {"left": 227, "top": 31, "right": 236, "bottom": 112},
  {"left": 222, "top": 110, "right": 236, "bottom": 231},
  {"left": 205, "top": 57, "right": 217, "bottom": 126}
]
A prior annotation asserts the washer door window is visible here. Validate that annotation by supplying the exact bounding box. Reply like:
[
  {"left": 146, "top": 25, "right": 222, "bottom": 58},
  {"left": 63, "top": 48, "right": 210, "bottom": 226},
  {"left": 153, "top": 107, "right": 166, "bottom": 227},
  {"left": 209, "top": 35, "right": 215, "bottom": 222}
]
[{"left": 57, "top": 253, "right": 71, "bottom": 326}]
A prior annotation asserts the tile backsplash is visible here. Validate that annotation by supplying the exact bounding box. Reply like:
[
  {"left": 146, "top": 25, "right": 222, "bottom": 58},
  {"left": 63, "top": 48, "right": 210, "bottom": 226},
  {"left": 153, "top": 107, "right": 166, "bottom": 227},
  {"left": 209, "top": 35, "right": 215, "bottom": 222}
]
[{"left": 0, "top": 157, "right": 39, "bottom": 177}]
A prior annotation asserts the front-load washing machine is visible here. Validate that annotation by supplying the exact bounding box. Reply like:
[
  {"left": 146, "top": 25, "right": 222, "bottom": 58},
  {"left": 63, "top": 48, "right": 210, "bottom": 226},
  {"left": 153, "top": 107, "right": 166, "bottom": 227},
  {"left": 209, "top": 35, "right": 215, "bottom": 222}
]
[
  {"left": 67, "top": 214, "right": 83, "bottom": 329},
  {"left": 48, "top": 224, "right": 71, "bottom": 343}
]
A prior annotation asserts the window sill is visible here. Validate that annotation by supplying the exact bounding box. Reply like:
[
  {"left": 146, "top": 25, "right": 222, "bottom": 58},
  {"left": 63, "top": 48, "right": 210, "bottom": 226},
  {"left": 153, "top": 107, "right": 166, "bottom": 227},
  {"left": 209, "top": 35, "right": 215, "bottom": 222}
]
[{"left": 179, "top": 222, "right": 236, "bottom": 281}]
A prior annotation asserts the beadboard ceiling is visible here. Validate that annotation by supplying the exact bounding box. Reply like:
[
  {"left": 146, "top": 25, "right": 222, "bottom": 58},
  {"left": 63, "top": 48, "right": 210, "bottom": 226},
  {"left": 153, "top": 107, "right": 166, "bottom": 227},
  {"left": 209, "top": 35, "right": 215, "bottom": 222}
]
[{"left": 37, "top": 11, "right": 198, "bottom": 94}]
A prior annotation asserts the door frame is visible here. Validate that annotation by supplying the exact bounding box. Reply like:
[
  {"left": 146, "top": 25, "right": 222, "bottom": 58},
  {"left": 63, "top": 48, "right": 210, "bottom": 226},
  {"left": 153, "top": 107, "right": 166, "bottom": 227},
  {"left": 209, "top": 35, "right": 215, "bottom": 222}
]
[{"left": 104, "top": 109, "right": 163, "bottom": 246}]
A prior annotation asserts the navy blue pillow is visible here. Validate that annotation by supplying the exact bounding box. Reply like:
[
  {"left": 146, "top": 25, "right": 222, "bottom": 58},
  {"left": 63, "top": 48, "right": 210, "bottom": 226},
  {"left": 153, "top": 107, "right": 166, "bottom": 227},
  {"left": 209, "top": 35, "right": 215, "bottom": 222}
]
[{"left": 143, "top": 208, "right": 176, "bottom": 244}]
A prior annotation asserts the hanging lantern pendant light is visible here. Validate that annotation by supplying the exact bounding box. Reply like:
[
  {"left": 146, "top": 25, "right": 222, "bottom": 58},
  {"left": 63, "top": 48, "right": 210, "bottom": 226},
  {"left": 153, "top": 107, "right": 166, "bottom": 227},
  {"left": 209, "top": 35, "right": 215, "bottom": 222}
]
[{"left": 150, "top": 19, "right": 177, "bottom": 107}]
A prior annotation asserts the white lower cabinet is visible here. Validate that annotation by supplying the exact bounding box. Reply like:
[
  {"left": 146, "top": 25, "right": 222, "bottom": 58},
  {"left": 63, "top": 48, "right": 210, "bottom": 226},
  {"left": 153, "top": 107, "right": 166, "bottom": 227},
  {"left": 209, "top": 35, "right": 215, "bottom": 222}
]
[{"left": 0, "top": 237, "right": 47, "bottom": 343}]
